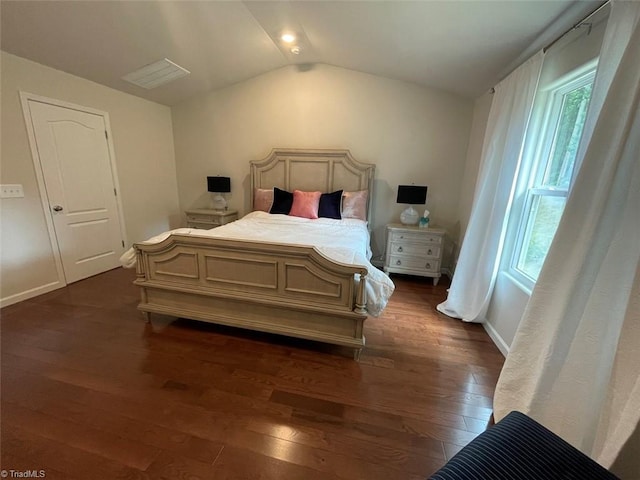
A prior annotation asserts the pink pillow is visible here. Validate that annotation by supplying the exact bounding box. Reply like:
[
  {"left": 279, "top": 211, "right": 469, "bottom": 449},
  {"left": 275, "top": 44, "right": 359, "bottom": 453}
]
[
  {"left": 342, "top": 190, "right": 368, "bottom": 221},
  {"left": 253, "top": 188, "right": 274, "bottom": 212},
  {"left": 289, "top": 190, "right": 321, "bottom": 219}
]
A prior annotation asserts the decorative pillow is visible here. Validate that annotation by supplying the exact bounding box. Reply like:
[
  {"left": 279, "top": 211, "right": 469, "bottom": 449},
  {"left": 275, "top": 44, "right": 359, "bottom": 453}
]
[
  {"left": 289, "top": 190, "right": 322, "bottom": 219},
  {"left": 253, "top": 188, "right": 274, "bottom": 212},
  {"left": 318, "top": 190, "right": 343, "bottom": 219},
  {"left": 269, "top": 187, "right": 294, "bottom": 215},
  {"left": 342, "top": 190, "right": 368, "bottom": 221}
]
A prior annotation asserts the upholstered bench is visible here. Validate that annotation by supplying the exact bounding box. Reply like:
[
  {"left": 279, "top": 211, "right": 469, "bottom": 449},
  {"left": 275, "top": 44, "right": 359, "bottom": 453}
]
[{"left": 429, "top": 411, "right": 618, "bottom": 479}]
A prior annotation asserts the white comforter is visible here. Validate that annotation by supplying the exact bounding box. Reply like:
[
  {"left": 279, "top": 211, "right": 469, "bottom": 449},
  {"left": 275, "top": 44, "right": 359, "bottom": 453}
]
[{"left": 120, "top": 211, "right": 395, "bottom": 316}]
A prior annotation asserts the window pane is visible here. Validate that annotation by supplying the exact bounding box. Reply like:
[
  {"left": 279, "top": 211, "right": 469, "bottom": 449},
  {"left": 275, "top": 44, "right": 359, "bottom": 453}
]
[
  {"left": 517, "top": 195, "right": 566, "bottom": 279},
  {"left": 543, "top": 83, "right": 592, "bottom": 189}
]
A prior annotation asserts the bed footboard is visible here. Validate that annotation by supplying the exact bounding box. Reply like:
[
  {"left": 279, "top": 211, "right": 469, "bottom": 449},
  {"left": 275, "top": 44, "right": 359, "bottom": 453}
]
[{"left": 134, "top": 234, "right": 369, "bottom": 356}]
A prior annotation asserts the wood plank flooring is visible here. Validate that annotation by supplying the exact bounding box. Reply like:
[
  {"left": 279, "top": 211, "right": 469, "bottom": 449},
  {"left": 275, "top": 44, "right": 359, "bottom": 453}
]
[{"left": 1, "top": 268, "right": 504, "bottom": 479}]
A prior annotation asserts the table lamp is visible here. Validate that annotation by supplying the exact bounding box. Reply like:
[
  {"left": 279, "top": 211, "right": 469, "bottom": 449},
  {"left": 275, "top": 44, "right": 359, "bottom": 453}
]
[
  {"left": 397, "top": 185, "right": 427, "bottom": 225},
  {"left": 207, "top": 176, "right": 231, "bottom": 210}
]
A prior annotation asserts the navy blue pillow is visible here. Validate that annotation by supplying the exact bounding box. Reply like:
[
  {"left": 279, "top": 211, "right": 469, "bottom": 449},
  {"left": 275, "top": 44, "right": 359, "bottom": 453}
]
[
  {"left": 269, "top": 187, "right": 294, "bottom": 214},
  {"left": 318, "top": 190, "right": 343, "bottom": 219}
]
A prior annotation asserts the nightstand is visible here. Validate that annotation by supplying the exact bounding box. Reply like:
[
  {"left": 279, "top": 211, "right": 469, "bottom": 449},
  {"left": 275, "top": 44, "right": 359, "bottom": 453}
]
[
  {"left": 185, "top": 209, "right": 238, "bottom": 229},
  {"left": 384, "top": 224, "right": 446, "bottom": 285}
]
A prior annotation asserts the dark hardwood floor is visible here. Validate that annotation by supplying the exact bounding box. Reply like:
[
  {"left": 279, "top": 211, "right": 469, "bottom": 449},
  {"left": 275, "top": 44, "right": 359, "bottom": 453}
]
[{"left": 1, "top": 267, "right": 504, "bottom": 479}]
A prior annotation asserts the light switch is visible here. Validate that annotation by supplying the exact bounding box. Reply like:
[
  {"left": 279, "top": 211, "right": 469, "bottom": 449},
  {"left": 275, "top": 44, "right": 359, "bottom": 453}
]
[{"left": 0, "top": 184, "right": 25, "bottom": 198}]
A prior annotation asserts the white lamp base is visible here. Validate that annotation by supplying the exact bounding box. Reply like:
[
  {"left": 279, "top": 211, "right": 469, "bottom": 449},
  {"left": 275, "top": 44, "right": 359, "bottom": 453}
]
[
  {"left": 212, "top": 194, "right": 227, "bottom": 211},
  {"left": 400, "top": 205, "right": 419, "bottom": 225}
]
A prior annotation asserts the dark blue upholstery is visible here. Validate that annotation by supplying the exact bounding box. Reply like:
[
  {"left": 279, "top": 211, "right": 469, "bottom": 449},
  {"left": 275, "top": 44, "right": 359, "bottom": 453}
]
[
  {"left": 429, "top": 411, "right": 618, "bottom": 480},
  {"left": 269, "top": 187, "right": 293, "bottom": 215},
  {"left": 318, "top": 189, "right": 343, "bottom": 219}
]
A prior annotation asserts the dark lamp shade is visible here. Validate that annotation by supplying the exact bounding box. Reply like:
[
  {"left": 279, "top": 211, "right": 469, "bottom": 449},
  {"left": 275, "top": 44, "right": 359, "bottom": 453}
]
[
  {"left": 397, "top": 185, "right": 427, "bottom": 204},
  {"left": 207, "top": 176, "right": 231, "bottom": 193}
]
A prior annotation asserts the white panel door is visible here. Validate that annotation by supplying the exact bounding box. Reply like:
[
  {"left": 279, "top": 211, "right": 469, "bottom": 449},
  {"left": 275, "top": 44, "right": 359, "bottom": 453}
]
[{"left": 28, "top": 100, "right": 124, "bottom": 283}]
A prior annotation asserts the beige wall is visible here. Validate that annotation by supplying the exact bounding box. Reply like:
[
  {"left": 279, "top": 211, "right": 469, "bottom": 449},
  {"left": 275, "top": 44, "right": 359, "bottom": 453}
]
[
  {"left": 0, "top": 52, "right": 180, "bottom": 305},
  {"left": 172, "top": 63, "right": 473, "bottom": 257}
]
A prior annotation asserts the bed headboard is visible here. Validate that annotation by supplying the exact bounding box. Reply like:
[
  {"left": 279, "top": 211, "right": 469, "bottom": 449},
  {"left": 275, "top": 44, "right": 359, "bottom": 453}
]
[{"left": 250, "top": 148, "right": 376, "bottom": 221}]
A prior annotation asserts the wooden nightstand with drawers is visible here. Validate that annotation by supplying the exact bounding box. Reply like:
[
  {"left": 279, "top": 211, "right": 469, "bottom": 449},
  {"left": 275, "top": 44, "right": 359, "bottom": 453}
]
[
  {"left": 185, "top": 209, "right": 238, "bottom": 229},
  {"left": 384, "top": 224, "right": 446, "bottom": 285}
]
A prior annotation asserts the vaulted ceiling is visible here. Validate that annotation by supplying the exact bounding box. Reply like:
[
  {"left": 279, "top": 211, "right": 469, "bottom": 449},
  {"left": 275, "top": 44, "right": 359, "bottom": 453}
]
[{"left": 1, "top": 1, "right": 600, "bottom": 106}]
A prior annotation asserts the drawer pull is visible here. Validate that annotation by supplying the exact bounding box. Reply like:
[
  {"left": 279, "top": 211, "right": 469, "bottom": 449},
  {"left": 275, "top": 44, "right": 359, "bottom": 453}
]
[
  {"left": 396, "top": 260, "right": 402, "bottom": 266},
  {"left": 427, "top": 249, "right": 432, "bottom": 255},
  {"left": 399, "top": 235, "right": 404, "bottom": 239},
  {"left": 397, "top": 246, "right": 403, "bottom": 252},
  {"left": 426, "top": 262, "right": 431, "bottom": 269}
]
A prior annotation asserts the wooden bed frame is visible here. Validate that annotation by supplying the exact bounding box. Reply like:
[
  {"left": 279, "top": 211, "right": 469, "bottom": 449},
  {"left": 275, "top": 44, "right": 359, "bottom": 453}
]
[{"left": 134, "top": 148, "right": 376, "bottom": 359}]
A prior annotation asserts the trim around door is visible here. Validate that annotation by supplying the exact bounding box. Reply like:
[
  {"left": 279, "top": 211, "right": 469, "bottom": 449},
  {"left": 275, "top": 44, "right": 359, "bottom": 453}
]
[{"left": 13, "top": 91, "right": 128, "bottom": 302}]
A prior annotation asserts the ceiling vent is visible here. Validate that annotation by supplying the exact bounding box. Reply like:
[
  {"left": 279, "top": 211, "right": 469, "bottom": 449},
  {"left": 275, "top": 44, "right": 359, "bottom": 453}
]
[{"left": 122, "top": 58, "right": 190, "bottom": 89}]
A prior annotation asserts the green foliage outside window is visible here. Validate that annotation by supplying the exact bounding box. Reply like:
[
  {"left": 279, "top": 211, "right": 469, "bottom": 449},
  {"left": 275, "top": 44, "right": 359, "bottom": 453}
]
[
  {"left": 519, "top": 195, "right": 565, "bottom": 279},
  {"left": 544, "top": 83, "right": 592, "bottom": 189},
  {"left": 515, "top": 77, "right": 594, "bottom": 282}
]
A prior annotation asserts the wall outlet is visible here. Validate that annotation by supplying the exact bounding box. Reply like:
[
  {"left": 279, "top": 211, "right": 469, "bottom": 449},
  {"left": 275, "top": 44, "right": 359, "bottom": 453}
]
[
  {"left": 371, "top": 257, "right": 384, "bottom": 268},
  {"left": 0, "top": 184, "right": 24, "bottom": 198}
]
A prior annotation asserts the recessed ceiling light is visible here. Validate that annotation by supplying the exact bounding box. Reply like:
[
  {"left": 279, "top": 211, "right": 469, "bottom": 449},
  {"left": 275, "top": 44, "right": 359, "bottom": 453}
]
[{"left": 281, "top": 33, "right": 296, "bottom": 43}]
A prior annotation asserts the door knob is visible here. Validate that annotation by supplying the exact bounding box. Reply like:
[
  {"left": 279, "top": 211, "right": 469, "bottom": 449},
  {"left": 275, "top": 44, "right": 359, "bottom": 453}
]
[{"left": 52, "top": 205, "right": 64, "bottom": 212}]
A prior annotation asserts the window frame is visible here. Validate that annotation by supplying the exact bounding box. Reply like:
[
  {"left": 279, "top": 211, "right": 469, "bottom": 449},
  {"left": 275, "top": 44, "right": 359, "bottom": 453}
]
[{"left": 506, "top": 61, "right": 597, "bottom": 290}]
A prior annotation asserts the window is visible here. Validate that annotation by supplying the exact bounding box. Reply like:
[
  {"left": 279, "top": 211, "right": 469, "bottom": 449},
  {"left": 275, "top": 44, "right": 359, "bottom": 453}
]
[{"left": 510, "top": 65, "right": 596, "bottom": 287}]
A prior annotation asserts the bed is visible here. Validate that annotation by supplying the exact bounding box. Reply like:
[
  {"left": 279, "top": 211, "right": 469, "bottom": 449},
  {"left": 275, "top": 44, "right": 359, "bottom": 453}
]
[{"left": 127, "top": 148, "right": 393, "bottom": 359}]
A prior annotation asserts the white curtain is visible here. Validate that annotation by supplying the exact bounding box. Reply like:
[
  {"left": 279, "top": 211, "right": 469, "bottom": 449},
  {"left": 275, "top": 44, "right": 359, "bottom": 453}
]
[
  {"left": 436, "top": 52, "right": 543, "bottom": 323},
  {"left": 494, "top": 0, "right": 640, "bottom": 468}
]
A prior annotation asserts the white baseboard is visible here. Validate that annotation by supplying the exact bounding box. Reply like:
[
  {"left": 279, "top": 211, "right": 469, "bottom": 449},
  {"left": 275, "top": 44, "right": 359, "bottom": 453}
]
[
  {"left": 0, "top": 281, "right": 64, "bottom": 308},
  {"left": 483, "top": 321, "right": 510, "bottom": 357}
]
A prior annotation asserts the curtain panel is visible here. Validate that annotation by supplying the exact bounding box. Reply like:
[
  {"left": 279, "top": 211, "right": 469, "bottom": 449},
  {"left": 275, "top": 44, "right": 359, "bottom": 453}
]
[
  {"left": 493, "top": 1, "right": 640, "bottom": 468},
  {"left": 436, "top": 52, "right": 543, "bottom": 323}
]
